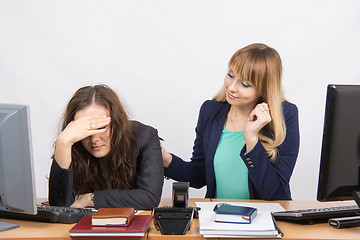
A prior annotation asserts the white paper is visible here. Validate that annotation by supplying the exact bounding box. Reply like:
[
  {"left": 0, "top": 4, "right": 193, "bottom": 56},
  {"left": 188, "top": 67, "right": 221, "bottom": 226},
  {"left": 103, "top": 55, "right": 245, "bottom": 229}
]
[
  {"left": 203, "top": 233, "right": 282, "bottom": 238},
  {"left": 196, "top": 202, "right": 284, "bottom": 237},
  {"left": 196, "top": 202, "right": 285, "bottom": 212},
  {"left": 199, "top": 211, "right": 275, "bottom": 231}
]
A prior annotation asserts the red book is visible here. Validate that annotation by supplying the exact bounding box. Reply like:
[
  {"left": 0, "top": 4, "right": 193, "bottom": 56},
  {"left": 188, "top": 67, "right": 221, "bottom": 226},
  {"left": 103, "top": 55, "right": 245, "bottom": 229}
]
[{"left": 69, "top": 214, "right": 153, "bottom": 237}]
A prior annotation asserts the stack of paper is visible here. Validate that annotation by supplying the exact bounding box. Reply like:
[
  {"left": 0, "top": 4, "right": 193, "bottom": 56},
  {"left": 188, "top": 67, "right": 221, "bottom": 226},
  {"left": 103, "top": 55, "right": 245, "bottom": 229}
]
[{"left": 196, "top": 202, "right": 284, "bottom": 238}]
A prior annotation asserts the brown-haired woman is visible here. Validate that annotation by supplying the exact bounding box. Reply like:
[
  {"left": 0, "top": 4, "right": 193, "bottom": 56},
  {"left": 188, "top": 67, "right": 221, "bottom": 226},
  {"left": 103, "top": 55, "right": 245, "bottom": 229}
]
[
  {"left": 49, "top": 84, "right": 163, "bottom": 209},
  {"left": 162, "top": 43, "right": 300, "bottom": 200}
]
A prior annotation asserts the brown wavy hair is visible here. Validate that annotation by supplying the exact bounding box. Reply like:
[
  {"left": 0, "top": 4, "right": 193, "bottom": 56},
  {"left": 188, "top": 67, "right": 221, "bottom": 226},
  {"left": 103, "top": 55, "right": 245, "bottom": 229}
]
[
  {"left": 214, "top": 43, "right": 286, "bottom": 162},
  {"left": 60, "top": 85, "right": 137, "bottom": 194}
]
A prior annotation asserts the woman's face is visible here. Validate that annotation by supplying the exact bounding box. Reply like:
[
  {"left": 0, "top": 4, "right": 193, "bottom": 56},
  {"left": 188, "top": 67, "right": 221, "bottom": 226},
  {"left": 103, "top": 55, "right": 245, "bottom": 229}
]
[
  {"left": 74, "top": 104, "right": 111, "bottom": 158},
  {"left": 224, "top": 69, "right": 260, "bottom": 109}
]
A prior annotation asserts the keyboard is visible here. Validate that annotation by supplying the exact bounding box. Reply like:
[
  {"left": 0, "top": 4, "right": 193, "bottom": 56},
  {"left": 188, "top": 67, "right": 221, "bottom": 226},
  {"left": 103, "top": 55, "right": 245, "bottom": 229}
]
[
  {"left": 272, "top": 205, "right": 360, "bottom": 224},
  {"left": 0, "top": 204, "right": 96, "bottom": 224}
]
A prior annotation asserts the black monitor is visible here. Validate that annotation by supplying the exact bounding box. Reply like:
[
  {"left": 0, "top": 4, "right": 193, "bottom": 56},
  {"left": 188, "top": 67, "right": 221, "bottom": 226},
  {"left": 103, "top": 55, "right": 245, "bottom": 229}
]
[
  {"left": 317, "top": 85, "right": 360, "bottom": 201},
  {"left": 0, "top": 104, "right": 37, "bottom": 230}
]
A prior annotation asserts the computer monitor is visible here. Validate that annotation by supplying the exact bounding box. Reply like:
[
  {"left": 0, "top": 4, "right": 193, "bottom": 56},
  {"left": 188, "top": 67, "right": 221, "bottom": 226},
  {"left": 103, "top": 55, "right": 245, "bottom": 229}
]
[
  {"left": 317, "top": 85, "right": 360, "bottom": 201},
  {"left": 0, "top": 104, "right": 37, "bottom": 228}
]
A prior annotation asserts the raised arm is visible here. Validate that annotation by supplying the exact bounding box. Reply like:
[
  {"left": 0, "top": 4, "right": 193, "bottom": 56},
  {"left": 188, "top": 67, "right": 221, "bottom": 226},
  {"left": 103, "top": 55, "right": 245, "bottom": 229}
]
[
  {"left": 55, "top": 116, "right": 110, "bottom": 169},
  {"left": 240, "top": 102, "right": 300, "bottom": 200},
  {"left": 164, "top": 101, "right": 214, "bottom": 189}
]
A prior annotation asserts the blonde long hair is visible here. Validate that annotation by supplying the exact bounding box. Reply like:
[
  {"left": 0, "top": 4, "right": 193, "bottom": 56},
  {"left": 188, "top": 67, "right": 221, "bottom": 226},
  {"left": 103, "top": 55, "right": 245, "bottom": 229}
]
[{"left": 214, "top": 43, "right": 286, "bottom": 162}]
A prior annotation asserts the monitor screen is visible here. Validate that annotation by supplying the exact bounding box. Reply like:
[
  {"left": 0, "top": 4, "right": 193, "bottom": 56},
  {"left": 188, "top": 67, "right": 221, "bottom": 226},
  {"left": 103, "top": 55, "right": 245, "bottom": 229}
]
[
  {"left": 317, "top": 85, "right": 360, "bottom": 201},
  {"left": 0, "top": 104, "right": 37, "bottom": 214}
]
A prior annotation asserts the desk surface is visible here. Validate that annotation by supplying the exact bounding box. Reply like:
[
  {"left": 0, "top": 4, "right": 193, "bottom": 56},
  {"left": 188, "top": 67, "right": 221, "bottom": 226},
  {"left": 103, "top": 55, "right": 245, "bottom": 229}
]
[{"left": 1, "top": 199, "right": 359, "bottom": 240}]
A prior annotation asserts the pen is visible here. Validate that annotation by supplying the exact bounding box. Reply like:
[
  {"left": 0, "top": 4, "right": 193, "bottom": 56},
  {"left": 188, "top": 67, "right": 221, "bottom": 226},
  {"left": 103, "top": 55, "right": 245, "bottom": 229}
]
[
  {"left": 159, "top": 137, "right": 164, "bottom": 141},
  {"left": 271, "top": 214, "right": 284, "bottom": 237}
]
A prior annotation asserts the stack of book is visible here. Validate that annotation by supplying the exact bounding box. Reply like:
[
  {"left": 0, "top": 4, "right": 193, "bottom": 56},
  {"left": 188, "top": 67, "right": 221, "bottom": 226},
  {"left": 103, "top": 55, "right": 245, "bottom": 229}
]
[
  {"left": 213, "top": 203, "right": 258, "bottom": 224},
  {"left": 196, "top": 202, "right": 285, "bottom": 238},
  {"left": 69, "top": 208, "right": 153, "bottom": 237}
]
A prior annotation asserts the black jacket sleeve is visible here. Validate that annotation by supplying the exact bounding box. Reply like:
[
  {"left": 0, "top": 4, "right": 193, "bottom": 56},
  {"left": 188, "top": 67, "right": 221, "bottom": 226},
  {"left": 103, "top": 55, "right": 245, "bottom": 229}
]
[
  {"left": 48, "top": 160, "right": 76, "bottom": 207},
  {"left": 94, "top": 122, "right": 164, "bottom": 210}
]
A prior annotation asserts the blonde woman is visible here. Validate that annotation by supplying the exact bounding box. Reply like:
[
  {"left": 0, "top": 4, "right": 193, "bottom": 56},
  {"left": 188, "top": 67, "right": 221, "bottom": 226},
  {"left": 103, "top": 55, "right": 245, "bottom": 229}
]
[{"left": 162, "top": 43, "right": 299, "bottom": 200}]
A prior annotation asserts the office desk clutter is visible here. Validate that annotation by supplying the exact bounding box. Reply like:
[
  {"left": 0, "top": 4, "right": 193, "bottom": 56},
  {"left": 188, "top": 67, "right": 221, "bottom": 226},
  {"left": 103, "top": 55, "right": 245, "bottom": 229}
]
[
  {"left": 69, "top": 214, "right": 153, "bottom": 237},
  {"left": 0, "top": 221, "right": 19, "bottom": 232},
  {"left": 272, "top": 204, "right": 360, "bottom": 224},
  {"left": 153, "top": 181, "right": 195, "bottom": 235},
  {"left": 153, "top": 207, "right": 194, "bottom": 235},
  {"left": 213, "top": 203, "right": 257, "bottom": 224},
  {"left": 0, "top": 204, "right": 96, "bottom": 224},
  {"left": 196, "top": 202, "right": 284, "bottom": 238},
  {"left": 91, "top": 208, "right": 135, "bottom": 226}
]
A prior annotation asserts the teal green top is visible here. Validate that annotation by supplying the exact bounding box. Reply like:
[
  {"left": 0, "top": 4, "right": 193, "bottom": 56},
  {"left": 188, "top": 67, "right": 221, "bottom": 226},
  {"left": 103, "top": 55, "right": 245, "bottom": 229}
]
[{"left": 213, "top": 127, "right": 250, "bottom": 199}]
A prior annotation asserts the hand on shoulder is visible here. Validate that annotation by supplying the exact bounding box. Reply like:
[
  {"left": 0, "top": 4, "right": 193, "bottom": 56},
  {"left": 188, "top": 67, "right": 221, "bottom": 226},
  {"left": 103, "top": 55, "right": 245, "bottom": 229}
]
[{"left": 160, "top": 141, "right": 172, "bottom": 169}]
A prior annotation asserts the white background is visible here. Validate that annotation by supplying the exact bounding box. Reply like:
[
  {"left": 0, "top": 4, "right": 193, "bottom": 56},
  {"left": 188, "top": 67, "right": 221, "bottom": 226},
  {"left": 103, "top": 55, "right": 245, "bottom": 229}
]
[{"left": 1, "top": 0, "right": 360, "bottom": 200}]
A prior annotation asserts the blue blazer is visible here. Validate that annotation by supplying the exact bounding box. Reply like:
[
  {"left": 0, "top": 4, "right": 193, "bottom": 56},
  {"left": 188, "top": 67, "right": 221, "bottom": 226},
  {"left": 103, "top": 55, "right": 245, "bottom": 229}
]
[{"left": 165, "top": 100, "right": 299, "bottom": 200}]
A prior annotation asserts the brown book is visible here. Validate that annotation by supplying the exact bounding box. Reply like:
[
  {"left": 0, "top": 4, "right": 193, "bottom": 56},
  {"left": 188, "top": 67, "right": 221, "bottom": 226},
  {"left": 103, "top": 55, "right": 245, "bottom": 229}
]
[{"left": 91, "top": 208, "right": 135, "bottom": 226}]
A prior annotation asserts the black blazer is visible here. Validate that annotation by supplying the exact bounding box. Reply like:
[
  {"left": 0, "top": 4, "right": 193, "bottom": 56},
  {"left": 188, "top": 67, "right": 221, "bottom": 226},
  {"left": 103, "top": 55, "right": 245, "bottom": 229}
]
[
  {"left": 49, "top": 121, "right": 164, "bottom": 210},
  {"left": 165, "top": 100, "right": 300, "bottom": 200}
]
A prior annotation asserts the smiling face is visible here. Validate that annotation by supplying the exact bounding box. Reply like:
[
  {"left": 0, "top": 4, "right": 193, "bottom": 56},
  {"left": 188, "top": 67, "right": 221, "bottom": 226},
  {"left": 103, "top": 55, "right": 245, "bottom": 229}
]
[
  {"left": 74, "top": 104, "right": 111, "bottom": 158},
  {"left": 224, "top": 69, "right": 260, "bottom": 109}
]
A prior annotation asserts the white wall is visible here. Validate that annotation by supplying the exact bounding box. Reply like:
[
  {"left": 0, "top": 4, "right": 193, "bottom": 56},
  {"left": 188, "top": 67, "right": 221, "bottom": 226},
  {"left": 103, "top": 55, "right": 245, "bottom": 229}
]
[{"left": 1, "top": 0, "right": 360, "bottom": 200}]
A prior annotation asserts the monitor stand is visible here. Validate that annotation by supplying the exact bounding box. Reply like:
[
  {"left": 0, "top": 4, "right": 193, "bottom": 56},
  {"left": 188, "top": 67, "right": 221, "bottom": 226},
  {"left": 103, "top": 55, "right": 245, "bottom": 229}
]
[
  {"left": 352, "top": 190, "right": 360, "bottom": 207},
  {"left": 0, "top": 220, "right": 19, "bottom": 232}
]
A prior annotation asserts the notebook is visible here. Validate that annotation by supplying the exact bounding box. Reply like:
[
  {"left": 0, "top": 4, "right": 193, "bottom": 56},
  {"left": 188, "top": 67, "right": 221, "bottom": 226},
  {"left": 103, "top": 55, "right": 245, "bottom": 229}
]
[
  {"left": 69, "top": 214, "right": 153, "bottom": 237},
  {"left": 214, "top": 203, "right": 257, "bottom": 223},
  {"left": 91, "top": 208, "right": 135, "bottom": 226}
]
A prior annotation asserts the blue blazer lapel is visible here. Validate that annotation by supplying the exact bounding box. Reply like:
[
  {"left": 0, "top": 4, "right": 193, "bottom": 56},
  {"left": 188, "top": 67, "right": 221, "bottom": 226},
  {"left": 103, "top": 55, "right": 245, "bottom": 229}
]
[
  {"left": 207, "top": 108, "right": 228, "bottom": 161},
  {"left": 205, "top": 103, "right": 229, "bottom": 196}
]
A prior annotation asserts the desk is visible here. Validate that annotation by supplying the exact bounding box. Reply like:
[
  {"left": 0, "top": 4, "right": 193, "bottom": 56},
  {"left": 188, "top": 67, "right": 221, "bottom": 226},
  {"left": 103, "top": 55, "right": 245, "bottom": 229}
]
[{"left": 1, "top": 199, "right": 360, "bottom": 240}]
